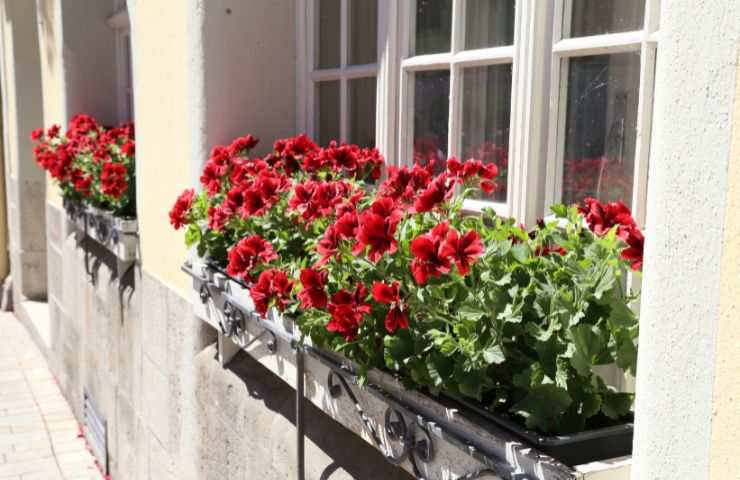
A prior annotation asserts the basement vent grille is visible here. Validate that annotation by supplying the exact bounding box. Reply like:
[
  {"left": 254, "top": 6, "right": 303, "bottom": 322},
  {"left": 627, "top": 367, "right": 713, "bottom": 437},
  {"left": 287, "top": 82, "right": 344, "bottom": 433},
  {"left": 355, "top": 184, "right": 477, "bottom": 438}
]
[{"left": 83, "top": 389, "right": 108, "bottom": 474}]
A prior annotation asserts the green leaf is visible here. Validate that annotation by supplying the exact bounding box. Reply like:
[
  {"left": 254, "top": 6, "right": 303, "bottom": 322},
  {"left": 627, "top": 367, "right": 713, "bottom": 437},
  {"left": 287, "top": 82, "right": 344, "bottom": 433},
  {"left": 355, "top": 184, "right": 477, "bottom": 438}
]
[
  {"left": 550, "top": 204, "right": 568, "bottom": 218},
  {"left": 453, "top": 361, "right": 494, "bottom": 401},
  {"left": 614, "top": 329, "right": 638, "bottom": 374},
  {"left": 602, "top": 392, "right": 633, "bottom": 419},
  {"left": 511, "top": 384, "right": 573, "bottom": 431},
  {"left": 482, "top": 344, "right": 505, "bottom": 365},
  {"left": 569, "top": 324, "right": 607, "bottom": 376},
  {"left": 511, "top": 243, "right": 529, "bottom": 263},
  {"left": 608, "top": 302, "right": 637, "bottom": 329}
]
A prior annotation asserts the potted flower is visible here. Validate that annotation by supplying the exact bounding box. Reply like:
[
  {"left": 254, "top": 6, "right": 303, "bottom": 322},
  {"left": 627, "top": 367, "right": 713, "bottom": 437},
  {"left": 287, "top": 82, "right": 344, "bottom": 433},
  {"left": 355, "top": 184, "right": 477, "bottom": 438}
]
[
  {"left": 31, "top": 114, "right": 138, "bottom": 262},
  {"left": 171, "top": 132, "right": 643, "bottom": 469}
]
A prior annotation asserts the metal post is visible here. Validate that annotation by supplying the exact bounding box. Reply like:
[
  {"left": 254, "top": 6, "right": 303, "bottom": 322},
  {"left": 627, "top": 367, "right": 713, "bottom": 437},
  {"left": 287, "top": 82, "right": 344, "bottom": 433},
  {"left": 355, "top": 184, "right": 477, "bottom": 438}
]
[{"left": 296, "top": 345, "right": 305, "bottom": 480}]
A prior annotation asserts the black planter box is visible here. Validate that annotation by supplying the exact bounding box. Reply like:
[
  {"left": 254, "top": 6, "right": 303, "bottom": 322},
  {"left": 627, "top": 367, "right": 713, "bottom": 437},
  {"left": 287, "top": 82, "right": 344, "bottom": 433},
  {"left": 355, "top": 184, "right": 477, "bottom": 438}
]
[{"left": 449, "top": 395, "right": 633, "bottom": 467}]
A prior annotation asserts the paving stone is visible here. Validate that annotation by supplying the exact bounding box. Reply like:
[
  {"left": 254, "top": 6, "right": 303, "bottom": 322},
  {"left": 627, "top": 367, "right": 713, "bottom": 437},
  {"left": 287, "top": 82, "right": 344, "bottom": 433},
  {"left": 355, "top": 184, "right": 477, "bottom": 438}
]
[{"left": 0, "top": 313, "right": 99, "bottom": 480}]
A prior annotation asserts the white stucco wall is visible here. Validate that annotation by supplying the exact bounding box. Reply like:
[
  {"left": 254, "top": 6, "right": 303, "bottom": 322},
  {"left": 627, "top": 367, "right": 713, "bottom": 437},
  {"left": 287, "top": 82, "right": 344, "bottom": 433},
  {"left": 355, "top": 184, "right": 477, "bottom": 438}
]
[{"left": 631, "top": 1, "right": 739, "bottom": 479}]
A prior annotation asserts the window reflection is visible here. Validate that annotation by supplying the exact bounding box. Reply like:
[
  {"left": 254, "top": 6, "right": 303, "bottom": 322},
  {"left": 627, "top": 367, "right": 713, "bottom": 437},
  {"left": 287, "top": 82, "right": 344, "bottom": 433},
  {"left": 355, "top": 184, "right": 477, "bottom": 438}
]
[
  {"left": 562, "top": 53, "right": 641, "bottom": 206},
  {"left": 568, "top": 0, "right": 645, "bottom": 37},
  {"left": 413, "top": 0, "right": 453, "bottom": 55},
  {"left": 461, "top": 64, "right": 512, "bottom": 202},
  {"left": 465, "top": 0, "right": 515, "bottom": 50},
  {"left": 413, "top": 70, "right": 450, "bottom": 170}
]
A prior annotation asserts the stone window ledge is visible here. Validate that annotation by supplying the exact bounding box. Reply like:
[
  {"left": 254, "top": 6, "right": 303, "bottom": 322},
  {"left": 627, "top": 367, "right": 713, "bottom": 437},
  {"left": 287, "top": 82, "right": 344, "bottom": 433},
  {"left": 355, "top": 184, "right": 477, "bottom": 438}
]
[{"left": 183, "top": 258, "right": 631, "bottom": 480}]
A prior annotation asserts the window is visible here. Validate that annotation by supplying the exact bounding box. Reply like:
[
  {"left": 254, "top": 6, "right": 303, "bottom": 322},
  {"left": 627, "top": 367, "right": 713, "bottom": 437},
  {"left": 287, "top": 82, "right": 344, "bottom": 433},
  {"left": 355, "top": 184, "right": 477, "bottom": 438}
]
[
  {"left": 107, "top": 0, "right": 134, "bottom": 122},
  {"left": 301, "top": 1, "right": 659, "bottom": 225},
  {"left": 400, "top": 0, "right": 516, "bottom": 213},
  {"left": 546, "top": 0, "right": 660, "bottom": 227},
  {"left": 301, "top": 0, "right": 382, "bottom": 147}
]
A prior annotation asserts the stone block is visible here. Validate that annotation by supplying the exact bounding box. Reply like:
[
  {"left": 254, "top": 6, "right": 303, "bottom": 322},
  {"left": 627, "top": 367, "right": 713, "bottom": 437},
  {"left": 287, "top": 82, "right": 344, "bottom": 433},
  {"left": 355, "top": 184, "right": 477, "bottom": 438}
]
[
  {"left": 142, "top": 271, "right": 168, "bottom": 371},
  {"left": 142, "top": 353, "right": 169, "bottom": 450},
  {"left": 112, "top": 394, "right": 138, "bottom": 480}
]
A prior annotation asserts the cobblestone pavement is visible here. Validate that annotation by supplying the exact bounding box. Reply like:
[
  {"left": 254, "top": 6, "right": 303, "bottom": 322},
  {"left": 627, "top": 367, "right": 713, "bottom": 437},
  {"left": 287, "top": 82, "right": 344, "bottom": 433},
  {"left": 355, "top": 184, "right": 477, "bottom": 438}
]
[{"left": 0, "top": 313, "right": 102, "bottom": 480}]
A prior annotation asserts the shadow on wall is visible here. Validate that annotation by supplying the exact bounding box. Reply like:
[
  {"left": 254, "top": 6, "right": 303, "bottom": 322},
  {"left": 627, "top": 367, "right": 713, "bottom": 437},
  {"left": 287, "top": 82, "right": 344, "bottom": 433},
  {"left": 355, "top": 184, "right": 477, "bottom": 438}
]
[
  {"left": 195, "top": 348, "right": 413, "bottom": 480},
  {"left": 77, "top": 233, "right": 135, "bottom": 316}
]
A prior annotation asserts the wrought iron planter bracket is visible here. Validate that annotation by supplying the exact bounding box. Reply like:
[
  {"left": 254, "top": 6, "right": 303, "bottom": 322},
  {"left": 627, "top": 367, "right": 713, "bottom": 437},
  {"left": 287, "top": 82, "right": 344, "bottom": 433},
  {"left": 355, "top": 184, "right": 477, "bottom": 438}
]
[{"left": 65, "top": 202, "right": 138, "bottom": 275}]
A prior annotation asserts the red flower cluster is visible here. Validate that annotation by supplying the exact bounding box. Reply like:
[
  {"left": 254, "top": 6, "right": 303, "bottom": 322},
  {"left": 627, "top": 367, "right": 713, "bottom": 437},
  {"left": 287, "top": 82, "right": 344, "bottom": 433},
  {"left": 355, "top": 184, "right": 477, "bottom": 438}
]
[
  {"left": 297, "top": 268, "right": 328, "bottom": 309},
  {"left": 354, "top": 197, "right": 403, "bottom": 262},
  {"left": 579, "top": 197, "right": 644, "bottom": 271},
  {"left": 169, "top": 189, "right": 195, "bottom": 229},
  {"left": 288, "top": 180, "right": 356, "bottom": 223},
  {"left": 31, "top": 114, "right": 135, "bottom": 209},
  {"left": 100, "top": 162, "right": 128, "bottom": 199},
  {"left": 249, "top": 269, "right": 294, "bottom": 316},
  {"left": 410, "top": 222, "right": 484, "bottom": 284},
  {"left": 371, "top": 281, "right": 408, "bottom": 334},
  {"left": 379, "top": 156, "right": 498, "bottom": 213},
  {"left": 327, "top": 283, "right": 371, "bottom": 341},
  {"left": 225, "top": 235, "right": 277, "bottom": 281}
]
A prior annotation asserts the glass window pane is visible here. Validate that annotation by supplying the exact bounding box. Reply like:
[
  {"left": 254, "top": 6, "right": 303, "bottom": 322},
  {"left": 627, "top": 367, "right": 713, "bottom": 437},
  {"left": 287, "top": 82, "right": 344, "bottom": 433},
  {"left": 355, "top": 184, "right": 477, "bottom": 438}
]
[
  {"left": 464, "top": 0, "right": 515, "bottom": 49},
  {"left": 317, "top": 0, "right": 341, "bottom": 69},
  {"left": 461, "top": 64, "right": 512, "bottom": 202},
  {"left": 413, "top": 0, "right": 453, "bottom": 56},
  {"left": 349, "top": 77, "right": 377, "bottom": 147},
  {"left": 317, "top": 81, "right": 340, "bottom": 145},
  {"left": 562, "top": 53, "right": 641, "bottom": 207},
  {"left": 413, "top": 70, "right": 450, "bottom": 169},
  {"left": 348, "top": 0, "right": 377, "bottom": 65},
  {"left": 567, "top": 0, "right": 645, "bottom": 38}
]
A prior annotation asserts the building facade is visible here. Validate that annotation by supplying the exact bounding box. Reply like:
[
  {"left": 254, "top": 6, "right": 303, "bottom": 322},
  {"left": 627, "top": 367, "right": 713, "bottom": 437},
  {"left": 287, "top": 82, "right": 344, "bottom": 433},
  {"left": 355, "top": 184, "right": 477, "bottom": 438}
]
[{"left": 0, "top": 0, "right": 738, "bottom": 479}]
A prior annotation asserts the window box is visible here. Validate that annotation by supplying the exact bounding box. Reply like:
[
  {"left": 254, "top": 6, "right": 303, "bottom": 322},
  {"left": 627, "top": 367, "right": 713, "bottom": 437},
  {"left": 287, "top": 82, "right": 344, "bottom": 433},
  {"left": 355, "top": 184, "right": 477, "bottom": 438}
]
[
  {"left": 64, "top": 198, "right": 138, "bottom": 269},
  {"left": 182, "top": 257, "right": 631, "bottom": 480}
]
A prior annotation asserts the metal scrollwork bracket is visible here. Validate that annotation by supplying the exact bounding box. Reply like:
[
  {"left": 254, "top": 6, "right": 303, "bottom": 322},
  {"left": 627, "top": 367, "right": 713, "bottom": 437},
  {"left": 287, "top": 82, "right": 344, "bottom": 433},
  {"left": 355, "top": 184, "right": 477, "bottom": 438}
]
[{"left": 199, "top": 284, "right": 210, "bottom": 304}]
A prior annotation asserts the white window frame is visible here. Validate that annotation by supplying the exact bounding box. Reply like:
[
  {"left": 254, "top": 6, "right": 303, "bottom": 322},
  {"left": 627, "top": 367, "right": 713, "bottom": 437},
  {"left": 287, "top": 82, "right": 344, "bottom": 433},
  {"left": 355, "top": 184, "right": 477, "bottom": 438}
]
[
  {"left": 545, "top": 0, "right": 661, "bottom": 228},
  {"left": 299, "top": 1, "right": 659, "bottom": 228},
  {"left": 396, "top": 0, "right": 552, "bottom": 222},
  {"left": 107, "top": 1, "right": 133, "bottom": 123},
  {"left": 297, "top": 0, "right": 397, "bottom": 163}
]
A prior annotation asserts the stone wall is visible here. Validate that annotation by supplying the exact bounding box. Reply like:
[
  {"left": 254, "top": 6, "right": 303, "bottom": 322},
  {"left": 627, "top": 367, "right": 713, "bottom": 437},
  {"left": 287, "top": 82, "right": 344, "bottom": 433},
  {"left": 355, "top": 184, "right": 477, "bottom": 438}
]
[{"left": 39, "top": 203, "right": 410, "bottom": 480}]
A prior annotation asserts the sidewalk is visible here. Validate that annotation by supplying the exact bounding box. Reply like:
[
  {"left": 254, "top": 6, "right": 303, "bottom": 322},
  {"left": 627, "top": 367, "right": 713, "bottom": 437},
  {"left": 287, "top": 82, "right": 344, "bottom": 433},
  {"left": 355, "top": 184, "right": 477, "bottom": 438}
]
[{"left": 0, "top": 312, "right": 102, "bottom": 480}]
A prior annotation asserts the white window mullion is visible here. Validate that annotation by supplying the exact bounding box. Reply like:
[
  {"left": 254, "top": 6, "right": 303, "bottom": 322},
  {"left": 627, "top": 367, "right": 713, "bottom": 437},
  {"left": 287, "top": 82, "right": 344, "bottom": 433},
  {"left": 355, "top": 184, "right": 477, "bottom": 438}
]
[
  {"left": 339, "top": 77, "right": 348, "bottom": 143},
  {"left": 447, "top": 0, "right": 463, "bottom": 163},
  {"left": 553, "top": 32, "right": 644, "bottom": 57},
  {"left": 375, "top": 1, "right": 398, "bottom": 167},
  {"left": 509, "top": 0, "right": 554, "bottom": 226}
]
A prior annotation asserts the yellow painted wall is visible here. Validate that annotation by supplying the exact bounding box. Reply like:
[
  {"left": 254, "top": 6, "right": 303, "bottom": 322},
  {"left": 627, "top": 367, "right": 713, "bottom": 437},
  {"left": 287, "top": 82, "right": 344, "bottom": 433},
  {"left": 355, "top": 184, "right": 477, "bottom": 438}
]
[
  {"left": 709, "top": 49, "right": 740, "bottom": 479},
  {"left": 131, "top": 0, "right": 190, "bottom": 295},
  {"left": 36, "top": 0, "right": 63, "bottom": 207}
]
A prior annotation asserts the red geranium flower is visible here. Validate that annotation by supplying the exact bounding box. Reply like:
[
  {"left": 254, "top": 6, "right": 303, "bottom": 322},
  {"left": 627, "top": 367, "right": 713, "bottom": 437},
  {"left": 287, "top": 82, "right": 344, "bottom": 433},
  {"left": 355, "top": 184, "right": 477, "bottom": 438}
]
[
  {"left": 298, "top": 268, "right": 328, "bottom": 309},
  {"left": 30, "top": 128, "right": 44, "bottom": 141},
  {"left": 440, "top": 229, "right": 484, "bottom": 276},
  {"left": 71, "top": 169, "right": 92, "bottom": 196},
  {"left": 228, "top": 134, "right": 259, "bottom": 157},
  {"left": 410, "top": 222, "right": 452, "bottom": 285},
  {"left": 100, "top": 162, "right": 128, "bottom": 199},
  {"left": 371, "top": 281, "right": 409, "bottom": 334},
  {"left": 121, "top": 140, "right": 135, "bottom": 157},
  {"left": 316, "top": 226, "right": 341, "bottom": 267},
  {"left": 47, "top": 125, "right": 61, "bottom": 138},
  {"left": 169, "top": 188, "right": 195, "bottom": 229},
  {"left": 579, "top": 197, "right": 636, "bottom": 238},
  {"left": 207, "top": 206, "right": 232, "bottom": 231},
  {"left": 226, "top": 235, "right": 278, "bottom": 280},
  {"left": 334, "top": 211, "right": 359, "bottom": 239},
  {"left": 327, "top": 283, "right": 371, "bottom": 341},
  {"left": 250, "top": 269, "right": 294, "bottom": 316},
  {"left": 621, "top": 226, "right": 644, "bottom": 271},
  {"left": 353, "top": 197, "right": 402, "bottom": 262},
  {"left": 414, "top": 173, "right": 454, "bottom": 213}
]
